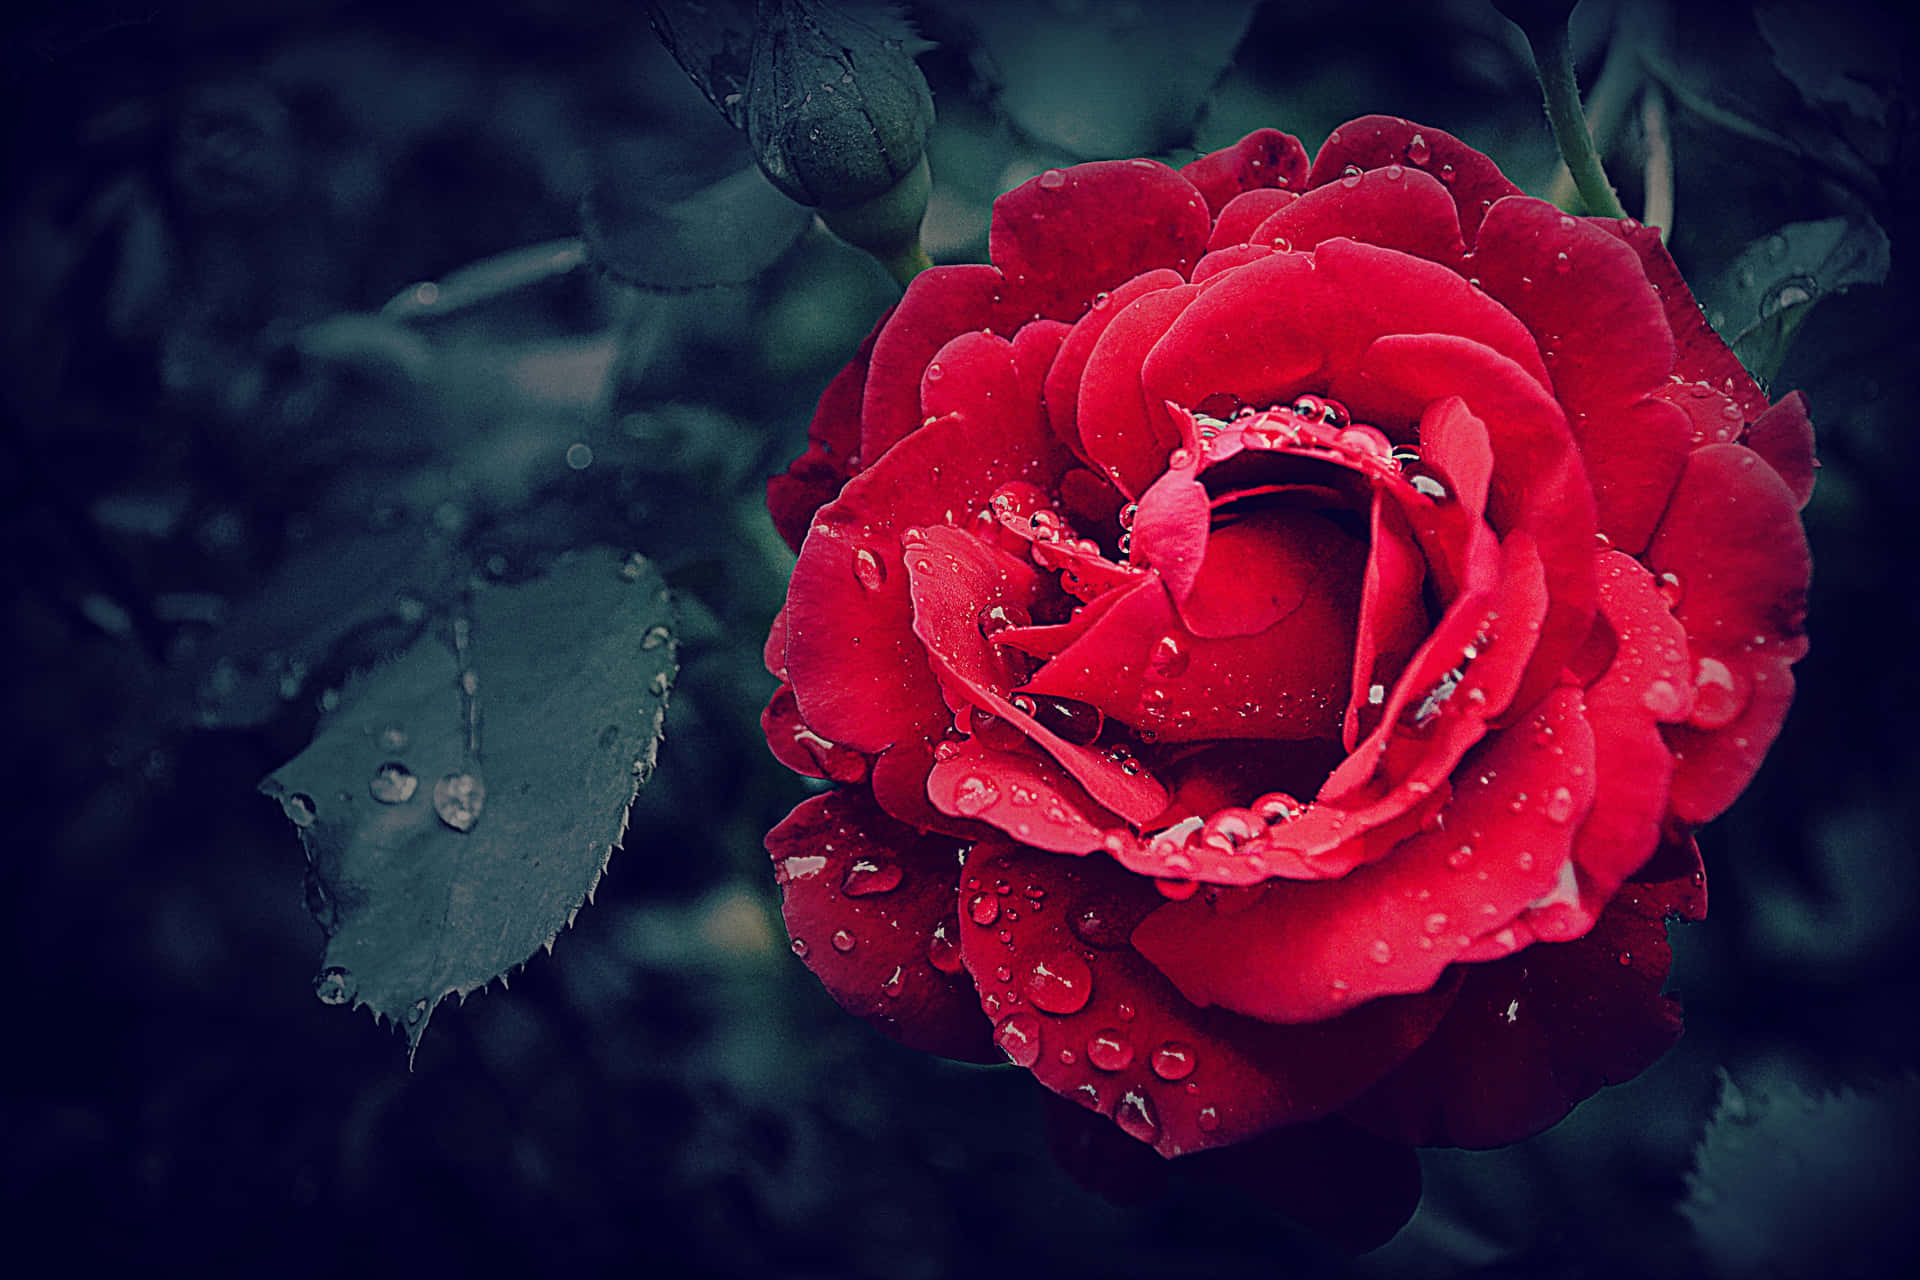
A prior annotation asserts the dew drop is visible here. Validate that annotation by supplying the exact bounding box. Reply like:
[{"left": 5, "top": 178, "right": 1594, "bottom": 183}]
[
  {"left": 282, "top": 792, "right": 318, "bottom": 828},
  {"left": 1150, "top": 1041, "right": 1196, "bottom": 1081},
  {"left": 842, "top": 859, "right": 903, "bottom": 896},
  {"left": 367, "top": 761, "right": 417, "bottom": 805},
  {"left": 1618, "top": 951, "right": 1634, "bottom": 966},
  {"left": 968, "top": 892, "right": 1001, "bottom": 926},
  {"left": 313, "top": 966, "right": 355, "bottom": 1006},
  {"left": 976, "top": 601, "right": 1032, "bottom": 639},
  {"left": 378, "top": 725, "right": 409, "bottom": 752},
  {"left": 433, "top": 772, "right": 485, "bottom": 832},
  {"left": 1038, "top": 168, "right": 1067, "bottom": 190},
  {"left": 881, "top": 965, "right": 905, "bottom": 997},
  {"left": 953, "top": 773, "right": 1000, "bottom": 817},
  {"left": 1114, "top": 1089, "right": 1160, "bottom": 1143},
  {"left": 1023, "top": 954, "right": 1094, "bottom": 1014},
  {"left": 1545, "top": 785, "right": 1576, "bottom": 824},
  {"left": 1340, "top": 164, "right": 1364, "bottom": 188},
  {"left": 830, "top": 929, "right": 856, "bottom": 953},
  {"left": 1086, "top": 1029, "right": 1134, "bottom": 1071},
  {"left": 407, "top": 998, "right": 429, "bottom": 1026},
  {"left": 1656, "top": 571, "right": 1684, "bottom": 609},
  {"left": 1641, "top": 678, "right": 1685, "bottom": 719},
  {"left": 1406, "top": 133, "right": 1431, "bottom": 165},
  {"left": 1423, "top": 912, "right": 1449, "bottom": 935},
  {"left": 1689, "top": 656, "right": 1747, "bottom": 729},
  {"left": 1017, "top": 694, "right": 1105, "bottom": 745},
  {"left": 1368, "top": 939, "right": 1393, "bottom": 964},
  {"left": 1072, "top": 903, "right": 1130, "bottom": 949},
  {"left": 1447, "top": 845, "right": 1473, "bottom": 870},
  {"left": 1148, "top": 635, "right": 1190, "bottom": 678},
  {"left": 790, "top": 937, "right": 809, "bottom": 958},
  {"left": 927, "top": 920, "right": 964, "bottom": 973},
  {"left": 641, "top": 624, "right": 672, "bottom": 651},
  {"left": 996, "top": 1012, "right": 1043, "bottom": 1067},
  {"left": 1196, "top": 1105, "right": 1220, "bottom": 1132},
  {"left": 851, "top": 547, "right": 887, "bottom": 591},
  {"left": 1091, "top": 291, "right": 1112, "bottom": 310}
]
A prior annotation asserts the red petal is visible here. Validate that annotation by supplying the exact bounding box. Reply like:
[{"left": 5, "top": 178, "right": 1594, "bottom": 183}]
[
  {"left": 1344, "top": 491, "right": 1428, "bottom": 753},
  {"left": 991, "top": 160, "right": 1213, "bottom": 321},
  {"left": 958, "top": 841, "right": 1458, "bottom": 1156},
  {"left": 1470, "top": 198, "right": 1691, "bottom": 554},
  {"left": 1646, "top": 445, "right": 1810, "bottom": 822},
  {"left": 1251, "top": 165, "right": 1466, "bottom": 266},
  {"left": 1077, "top": 284, "right": 1201, "bottom": 497},
  {"left": 768, "top": 791, "right": 996, "bottom": 1062},
  {"left": 1207, "top": 188, "right": 1299, "bottom": 251},
  {"left": 787, "top": 336, "right": 1074, "bottom": 753},
  {"left": 869, "top": 738, "right": 987, "bottom": 838},
  {"left": 860, "top": 264, "right": 1023, "bottom": 466},
  {"left": 1180, "top": 128, "right": 1312, "bottom": 213},
  {"left": 767, "top": 320, "right": 882, "bottom": 551},
  {"left": 1188, "top": 242, "right": 1275, "bottom": 284},
  {"left": 761, "top": 683, "right": 870, "bottom": 783},
  {"left": 926, "top": 736, "right": 1117, "bottom": 852},
  {"left": 1307, "top": 116, "right": 1521, "bottom": 245},
  {"left": 1745, "top": 390, "right": 1817, "bottom": 509},
  {"left": 1043, "top": 269, "right": 1188, "bottom": 467},
  {"left": 1143, "top": 242, "right": 1549, "bottom": 438},
  {"left": 1345, "top": 836, "right": 1706, "bottom": 1148},
  {"left": 1599, "top": 220, "right": 1769, "bottom": 419},
  {"left": 1133, "top": 685, "right": 1596, "bottom": 1023},
  {"left": 1181, "top": 508, "right": 1365, "bottom": 640}
]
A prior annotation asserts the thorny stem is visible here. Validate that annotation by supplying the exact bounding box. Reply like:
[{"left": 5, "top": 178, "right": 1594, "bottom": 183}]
[
  {"left": 1544, "top": 5, "right": 1647, "bottom": 211},
  {"left": 1526, "top": 17, "right": 1631, "bottom": 221}
]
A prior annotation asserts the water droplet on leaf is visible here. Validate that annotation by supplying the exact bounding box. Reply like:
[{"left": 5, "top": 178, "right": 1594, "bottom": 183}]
[{"left": 369, "top": 761, "right": 417, "bottom": 804}]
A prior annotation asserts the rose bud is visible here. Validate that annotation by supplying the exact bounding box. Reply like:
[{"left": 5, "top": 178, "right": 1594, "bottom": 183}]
[{"left": 762, "top": 118, "right": 1813, "bottom": 1243}]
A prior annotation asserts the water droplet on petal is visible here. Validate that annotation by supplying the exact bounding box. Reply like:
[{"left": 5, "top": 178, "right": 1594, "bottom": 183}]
[
  {"left": 1642, "top": 678, "right": 1685, "bottom": 718},
  {"left": 1150, "top": 1041, "right": 1196, "bottom": 1081},
  {"left": 1544, "top": 785, "right": 1576, "bottom": 824},
  {"left": 1368, "top": 939, "right": 1393, "bottom": 964},
  {"left": 842, "top": 859, "right": 903, "bottom": 896},
  {"left": 996, "top": 1012, "right": 1043, "bottom": 1066},
  {"left": 1038, "top": 168, "right": 1067, "bottom": 190},
  {"left": 1688, "top": 655, "right": 1748, "bottom": 729},
  {"left": 1340, "top": 164, "right": 1364, "bottom": 188},
  {"left": 1657, "top": 571, "right": 1684, "bottom": 609},
  {"left": 852, "top": 547, "right": 887, "bottom": 590},
  {"left": 1023, "top": 954, "right": 1093, "bottom": 1014},
  {"left": 881, "top": 965, "right": 905, "bottom": 997},
  {"left": 1196, "top": 1105, "right": 1220, "bottom": 1132},
  {"left": 1148, "top": 635, "right": 1189, "bottom": 678},
  {"left": 1115, "top": 1089, "right": 1160, "bottom": 1143},
  {"left": 790, "top": 937, "right": 809, "bottom": 958},
  {"left": 314, "top": 966, "right": 355, "bottom": 1006},
  {"left": 433, "top": 772, "right": 485, "bottom": 832},
  {"left": 976, "top": 601, "right": 1031, "bottom": 640},
  {"left": 953, "top": 773, "right": 1000, "bottom": 817},
  {"left": 368, "top": 761, "right": 417, "bottom": 804},
  {"left": 927, "top": 920, "right": 964, "bottom": 973},
  {"left": 968, "top": 892, "right": 1001, "bottom": 926},
  {"left": 1406, "top": 133, "right": 1431, "bottom": 165},
  {"left": 1086, "top": 1029, "right": 1134, "bottom": 1071},
  {"left": 1017, "top": 694, "right": 1104, "bottom": 745},
  {"left": 829, "top": 929, "right": 856, "bottom": 953},
  {"left": 1072, "top": 903, "right": 1130, "bottom": 948}
]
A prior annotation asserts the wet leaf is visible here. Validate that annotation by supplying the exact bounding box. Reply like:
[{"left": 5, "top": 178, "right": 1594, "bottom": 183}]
[
  {"left": 955, "top": 0, "right": 1258, "bottom": 158},
  {"left": 1683, "top": 1070, "right": 1920, "bottom": 1278},
  {"left": 261, "top": 547, "right": 677, "bottom": 1052},
  {"left": 1702, "top": 216, "right": 1890, "bottom": 386},
  {"left": 583, "top": 161, "right": 816, "bottom": 291}
]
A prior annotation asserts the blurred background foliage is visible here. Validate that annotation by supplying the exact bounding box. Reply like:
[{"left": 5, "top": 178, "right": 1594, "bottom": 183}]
[{"left": 2, "top": 0, "right": 1915, "bottom": 1274}]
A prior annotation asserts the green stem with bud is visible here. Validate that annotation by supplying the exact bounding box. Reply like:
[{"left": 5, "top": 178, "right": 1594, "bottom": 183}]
[
  {"left": 817, "top": 156, "right": 935, "bottom": 289},
  {"left": 1525, "top": 17, "right": 1631, "bottom": 221}
]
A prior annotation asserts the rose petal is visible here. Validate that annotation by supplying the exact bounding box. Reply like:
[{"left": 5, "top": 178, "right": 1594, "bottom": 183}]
[
  {"left": 767, "top": 321, "right": 883, "bottom": 550},
  {"left": 1189, "top": 242, "right": 1276, "bottom": 284},
  {"left": 1133, "top": 685, "right": 1596, "bottom": 1023},
  {"left": 991, "top": 159, "right": 1213, "bottom": 320},
  {"left": 1251, "top": 164, "right": 1466, "bottom": 266},
  {"left": 1077, "top": 285, "right": 1202, "bottom": 497},
  {"left": 1599, "top": 220, "right": 1769, "bottom": 419},
  {"left": 1044, "top": 270, "right": 1189, "bottom": 468},
  {"left": 926, "top": 736, "right": 1117, "bottom": 852},
  {"left": 959, "top": 841, "right": 1458, "bottom": 1156},
  {"left": 1345, "top": 836, "right": 1707, "bottom": 1148},
  {"left": 860, "top": 264, "right": 1024, "bottom": 466},
  {"left": 768, "top": 790, "right": 996, "bottom": 1061},
  {"left": 870, "top": 738, "right": 987, "bottom": 838},
  {"left": 1345, "top": 490, "right": 1428, "bottom": 752},
  {"left": 1744, "top": 390, "right": 1816, "bottom": 509},
  {"left": 762, "top": 683, "right": 870, "bottom": 783},
  {"left": 1180, "top": 128, "right": 1312, "bottom": 213},
  {"left": 1207, "top": 187, "right": 1300, "bottom": 251},
  {"left": 1307, "top": 116, "right": 1521, "bottom": 245},
  {"left": 788, "top": 337, "right": 1074, "bottom": 752},
  {"left": 1181, "top": 508, "right": 1364, "bottom": 640},
  {"left": 1646, "top": 445, "right": 1810, "bottom": 823},
  {"left": 1470, "top": 198, "right": 1691, "bottom": 553}
]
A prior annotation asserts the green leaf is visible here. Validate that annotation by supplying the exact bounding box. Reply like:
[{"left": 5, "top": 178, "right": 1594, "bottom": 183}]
[
  {"left": 1702, "top": 216, "right": 1890, "bottom": 386},
  {"left": 1683, "top": 1069, "right": 1920, "bottom": 1278},
  {"left": 582, "top": 162, "right": 815, "bottom": 291},
  {"left": 1756, "top": 2, "right": 1903, "bottom": 128},
  {"left": 957, "top": 0, "right": 1258, "bottom": 158},
  {"left": 260, "top": 547, "right": 677, "bottom": 1053}
]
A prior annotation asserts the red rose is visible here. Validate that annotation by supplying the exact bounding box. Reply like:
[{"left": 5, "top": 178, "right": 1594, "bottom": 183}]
[{"left": 761, "top": 119, "right": 1812, "bottom": 1189}]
